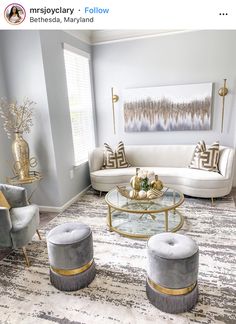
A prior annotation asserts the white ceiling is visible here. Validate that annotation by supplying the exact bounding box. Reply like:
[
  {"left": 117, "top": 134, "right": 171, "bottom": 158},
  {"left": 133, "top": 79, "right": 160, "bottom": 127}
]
[{"left": 65, "top": 30, "right": 187, "bottom": 45}]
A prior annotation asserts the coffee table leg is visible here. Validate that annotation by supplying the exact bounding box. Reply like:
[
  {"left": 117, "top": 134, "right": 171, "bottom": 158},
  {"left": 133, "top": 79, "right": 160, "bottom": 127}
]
[
  {"left": 165, "top": 210, "right": 169, "bottom": 232},
  {"left": 107, "top": 205, "right": 112, "bottom": 231},
  {"left": 173, "top": 191, "right": 176, "bottom": 214}
]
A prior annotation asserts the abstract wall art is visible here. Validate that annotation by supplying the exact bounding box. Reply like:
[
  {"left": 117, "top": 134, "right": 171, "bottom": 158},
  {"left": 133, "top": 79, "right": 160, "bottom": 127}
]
[{"left": 123, "top": 83, "right": 213, "bottom": 132}]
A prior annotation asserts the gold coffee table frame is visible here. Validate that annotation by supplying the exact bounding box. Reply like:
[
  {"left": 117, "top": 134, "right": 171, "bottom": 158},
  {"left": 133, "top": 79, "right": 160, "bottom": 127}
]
[{"left": 105, "top": 186, "right": 184, "bottom": 239}]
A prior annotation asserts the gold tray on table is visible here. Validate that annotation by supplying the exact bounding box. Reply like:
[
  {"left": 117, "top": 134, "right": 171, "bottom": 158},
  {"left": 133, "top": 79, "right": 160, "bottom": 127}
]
[{"left": 117, "top": 186, "right": 164, "bottom": 200}]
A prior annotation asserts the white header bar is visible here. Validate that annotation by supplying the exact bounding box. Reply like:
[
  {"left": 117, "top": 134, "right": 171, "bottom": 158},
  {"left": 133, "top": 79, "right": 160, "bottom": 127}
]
[{"left": 0, "top": 0, "right": 235, "bottom": 30}]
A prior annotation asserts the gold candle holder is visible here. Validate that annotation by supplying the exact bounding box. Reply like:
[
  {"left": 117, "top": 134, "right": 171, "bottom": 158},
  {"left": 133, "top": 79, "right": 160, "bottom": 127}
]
[
  {"left": 218, "top": 79, "right": 228, "bottom": 133},
  {"left": 111, "top": 87, "right": 119, "bottom": 134}
]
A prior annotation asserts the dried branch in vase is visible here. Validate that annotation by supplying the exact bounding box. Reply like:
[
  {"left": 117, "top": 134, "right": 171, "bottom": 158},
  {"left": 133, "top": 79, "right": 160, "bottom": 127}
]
[{"left": 0, "top": 97, "right": 35, "bottom": 139}]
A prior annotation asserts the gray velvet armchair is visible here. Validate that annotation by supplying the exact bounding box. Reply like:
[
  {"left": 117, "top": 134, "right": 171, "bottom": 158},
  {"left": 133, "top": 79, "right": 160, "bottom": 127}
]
[{"left": 0, "top": 184, "right": 41, "bottom": 266}]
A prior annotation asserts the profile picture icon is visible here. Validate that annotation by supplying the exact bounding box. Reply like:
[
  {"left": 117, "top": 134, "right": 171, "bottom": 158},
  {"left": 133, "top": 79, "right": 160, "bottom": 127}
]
[{"left": 4, "top": 3, "right": 26, "bottom": 25}]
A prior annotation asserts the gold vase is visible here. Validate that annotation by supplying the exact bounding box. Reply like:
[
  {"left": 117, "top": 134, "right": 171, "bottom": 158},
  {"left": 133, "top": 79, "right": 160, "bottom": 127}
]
[
  {"left": 12, "top": 132, "right": 30, "bottom": 180},
  {"left": 151, "top": 175, "right": 163, "bottom": 191},
  {"left": 130, "top": 168, "right": 141, "bottom": 191}
]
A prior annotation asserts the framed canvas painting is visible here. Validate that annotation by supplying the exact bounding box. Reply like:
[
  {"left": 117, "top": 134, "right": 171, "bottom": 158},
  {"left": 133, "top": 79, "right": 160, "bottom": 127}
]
[{"left": 123, "top": 83, "right": 213, "bottom": 132}]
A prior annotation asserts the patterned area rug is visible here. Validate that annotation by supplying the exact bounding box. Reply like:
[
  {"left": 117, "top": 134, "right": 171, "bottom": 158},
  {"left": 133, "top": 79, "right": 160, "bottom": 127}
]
[{"left": 0, "top": 190, "right": 236, "bottom": 324}]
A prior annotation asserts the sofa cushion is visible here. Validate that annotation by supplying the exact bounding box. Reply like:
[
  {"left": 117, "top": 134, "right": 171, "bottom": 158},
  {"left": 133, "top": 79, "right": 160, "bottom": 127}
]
[
  {"left": 125, "top": 145, "right": 196, "bottom": 168},
  {"left": 91, "top": 166, "right": 226, "bottom": 189},
  {"left": 103, "top": 141, "right": 130, "bottom": 169},
  {"left": 189, "top": 141, "right": 220, "bottom": 172},
  {"left": 89, "top": 144, "right": 235, "bottom": 197}
]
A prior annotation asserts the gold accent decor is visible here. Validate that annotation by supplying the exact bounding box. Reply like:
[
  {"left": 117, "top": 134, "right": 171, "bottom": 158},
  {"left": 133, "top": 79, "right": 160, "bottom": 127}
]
[
  {"left": 0, "top": 98, "right": 41, "bottom": 182},
  {"left": 12, "top": 132, "right": 30, "bottom": 180},
  {"left": 22, "top": 247, "right": 30, "bottom": 267},
  {"left": 111, "top": 87, "right": 119, "bottom": 134},
  {"left": 107, "top": 212, "right": 184, "bottom": 240},
  {"left": 0, "top": 98, "right": 35, "bottom": 139},
  {"left": 11, "top": 132, "right": 40, "bottom": 181},
  {"left": 151, "top": 175, "right": 163, "bottom": 191},
  {"left": 105, "top": 186, "right": 185, "bottom": 239},
  {"left": 7, "top": 171, "right": 43, "bottom": 202},
  {"left": 120, "top": 169, "right": 165, "bottom": 200},
  {"left": 130, "top": 168, "right": 141, "bottom": 191},
  {"left": 117, "top": 185, "right": 164, "bottom": 200},
  {"left": 51, "top": 259, "right": 94, "bottom": 276},
  {"left": 36, "top": 230, "right": 42, "bottom": 240},
  {"left": 165, "top": 210, "right": 169, "bottom": 232},
  {"left": 7, "top": 171, "right": 42, "bottom": 185},
  {"left": 148, "top": 278, "right": 196, "bottom": 296},
  {"left": 211, "top": 197, "right": 215, "bottom": 207},
  {"left": 218, "top": 79, "right": 228, "bottom": 132}
]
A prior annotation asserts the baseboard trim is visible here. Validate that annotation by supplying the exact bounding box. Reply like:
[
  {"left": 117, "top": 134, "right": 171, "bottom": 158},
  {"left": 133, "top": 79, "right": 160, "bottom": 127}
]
[{"left": 39, "top": 185, "right": 91, "bottom": 213}]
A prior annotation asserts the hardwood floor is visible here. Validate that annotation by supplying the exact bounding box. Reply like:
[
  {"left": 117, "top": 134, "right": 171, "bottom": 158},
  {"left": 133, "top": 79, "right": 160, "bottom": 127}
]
[{"left": 39, "top": 212, "right": 58, "bottom": 229}]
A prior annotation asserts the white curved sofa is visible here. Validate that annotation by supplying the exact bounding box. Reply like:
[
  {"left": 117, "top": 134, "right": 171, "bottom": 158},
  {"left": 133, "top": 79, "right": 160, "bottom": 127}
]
[{"left": 88, "top": 145, "right": 235, "bottom": 198}]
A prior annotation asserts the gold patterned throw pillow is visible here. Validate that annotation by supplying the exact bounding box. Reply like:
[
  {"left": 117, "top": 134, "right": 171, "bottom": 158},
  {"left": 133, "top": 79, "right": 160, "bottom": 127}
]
[
  {"left": 189, "top": 140, "right": 220, "bottom": 172},
  {"left": 103, "top": 141, "right": 130, "bottom": 169},
  {"left": 0, "top": 191, "right": 11, "bottom": 209}
]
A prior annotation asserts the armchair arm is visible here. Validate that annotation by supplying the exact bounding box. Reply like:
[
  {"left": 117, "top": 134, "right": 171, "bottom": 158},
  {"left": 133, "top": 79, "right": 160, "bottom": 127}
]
[
  {"left": 0, "top": 184, "right": 28, "bottom": 207},
  {"left": 0, "top": 208, "right": 12, "bottom": 247}
]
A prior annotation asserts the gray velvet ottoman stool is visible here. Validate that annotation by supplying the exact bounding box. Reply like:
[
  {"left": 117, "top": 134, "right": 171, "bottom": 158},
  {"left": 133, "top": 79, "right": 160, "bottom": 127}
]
[
  {"left": 46, "top": 222, "right": 96, "bottom": 291},
  {"left": 146, "top": 233, "right": 199, "bottom": 314}
]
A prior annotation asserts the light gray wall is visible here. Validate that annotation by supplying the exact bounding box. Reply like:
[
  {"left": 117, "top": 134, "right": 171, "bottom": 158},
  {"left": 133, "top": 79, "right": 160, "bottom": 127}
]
[
  {"left": 0, "top": 31, "right": 60, "bottom": 206},
  {"left": 0, "top": 30, "right": 96, "bottom": 207},
  {"left": 92, "top": 30, "right": 236, "bottom": 185},
  {"left": 39, "top": 31, "right": 93, "bottom": 205},
  {"left": 0, "top": 42, "right": 12, "bottom": 181}
]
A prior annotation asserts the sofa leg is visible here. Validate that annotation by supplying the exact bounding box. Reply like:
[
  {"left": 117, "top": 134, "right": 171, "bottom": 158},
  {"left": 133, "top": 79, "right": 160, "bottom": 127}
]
[
  {"left": 36, "top": 230, "right": 42, "bottom": 240},
  {"left": 22, "top": 247, "right": 30, "bottom": 267},
  {"left": 99, "top": 191, "right": 102, "bottom": 197},
  {"left": 211, "top": 197, "right": 215, "bottom": 207}
]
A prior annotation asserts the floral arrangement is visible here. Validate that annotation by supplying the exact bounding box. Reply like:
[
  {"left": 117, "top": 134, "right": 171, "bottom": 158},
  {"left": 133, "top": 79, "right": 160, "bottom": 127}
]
[
  {"left": 126, "top": 168, "right": 164, "bottom": 200},
  {"left": 137, "top": 169, "right": 155, "bottom": 191},
  {"left": 0, "top": 97, "right": 35, "bottom": 139}
]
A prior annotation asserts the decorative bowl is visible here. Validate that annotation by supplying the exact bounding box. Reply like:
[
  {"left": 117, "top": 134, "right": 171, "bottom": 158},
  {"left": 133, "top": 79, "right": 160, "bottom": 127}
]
[{"left": 117, "top": 186, "right": 164, "bottom": 200}]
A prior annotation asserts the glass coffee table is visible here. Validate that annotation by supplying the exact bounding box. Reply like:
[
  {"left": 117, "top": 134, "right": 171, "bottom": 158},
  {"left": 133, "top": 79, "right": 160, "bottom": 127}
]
[{"left": 105, "top": 186, "right": 184, "bottom": 239}]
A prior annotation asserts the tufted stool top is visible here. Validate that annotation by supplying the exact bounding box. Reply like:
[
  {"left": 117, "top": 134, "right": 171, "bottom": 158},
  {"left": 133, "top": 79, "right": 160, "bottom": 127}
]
[
  {"left": 46, "top": 222, "right": 93, "bottom": 270},
  {"left": 47, "top": 222, "right": 91, "bottom": 246},
  {"left": 147, "top": 233, "right": 199, "bottom": 289},
  {"left": 147, "top": 233, "right": 198, "bottom": 259}
]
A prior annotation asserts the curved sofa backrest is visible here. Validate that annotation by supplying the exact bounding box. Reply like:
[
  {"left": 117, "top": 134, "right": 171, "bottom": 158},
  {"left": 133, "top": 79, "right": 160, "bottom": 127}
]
[
  {"left": 125, "top": 145, "right": 195, "bottom": 167},
  {"left": 88, "top": 145, "right": 235, "bottom": 174},
  {"left": 88, "top": 147, "right": 104, "bottom": 172},
  {"left": 218, "top": 147, "right": 235, "bottom": 178}
]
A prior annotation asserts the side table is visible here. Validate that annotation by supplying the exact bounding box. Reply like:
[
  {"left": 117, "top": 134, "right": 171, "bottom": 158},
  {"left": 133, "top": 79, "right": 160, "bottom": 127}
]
[{"left": 7, "top": 171, "right": 43, "bottom": 202}]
